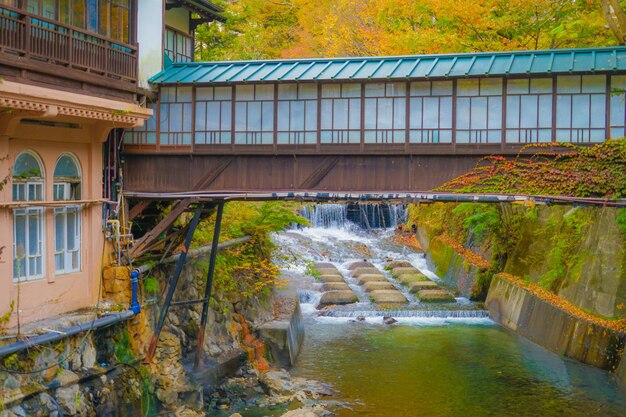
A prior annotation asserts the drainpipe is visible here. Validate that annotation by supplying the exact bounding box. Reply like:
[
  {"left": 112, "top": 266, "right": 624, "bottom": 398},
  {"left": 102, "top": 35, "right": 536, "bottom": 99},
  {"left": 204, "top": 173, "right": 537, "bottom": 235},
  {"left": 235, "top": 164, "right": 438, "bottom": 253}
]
[
  {"left": 130, "top": 269, "right": 141, "bottom": 315},
  {"left": 0, "top": 311, "right": 135, "bottom": 358}
]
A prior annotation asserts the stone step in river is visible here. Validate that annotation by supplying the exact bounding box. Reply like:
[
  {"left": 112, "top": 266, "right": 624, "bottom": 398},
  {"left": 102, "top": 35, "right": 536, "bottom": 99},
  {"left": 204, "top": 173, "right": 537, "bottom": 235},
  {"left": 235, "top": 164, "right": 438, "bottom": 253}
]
[{"left": 314, "top": 262, "right": 359, "bottom": 307}]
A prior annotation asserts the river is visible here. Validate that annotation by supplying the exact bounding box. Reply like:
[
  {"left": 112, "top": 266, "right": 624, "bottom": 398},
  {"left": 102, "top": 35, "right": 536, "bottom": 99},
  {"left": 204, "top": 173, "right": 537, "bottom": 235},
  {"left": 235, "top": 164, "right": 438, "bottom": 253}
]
[{"left": 252, "top": 204, "right": 626, "bottom": 417}]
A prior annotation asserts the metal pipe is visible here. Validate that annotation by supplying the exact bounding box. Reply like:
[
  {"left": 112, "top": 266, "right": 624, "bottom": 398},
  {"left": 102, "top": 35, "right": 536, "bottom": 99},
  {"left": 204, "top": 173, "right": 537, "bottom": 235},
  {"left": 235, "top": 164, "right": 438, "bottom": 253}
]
[
  {"left": 195, "top": 201, "right": 224, "bottom": 369},
  {"left": 146, "top": 205, "right": 203, "bottom": 362},
  {"left": 130, "top": 270, "right": 140, "bottom": 315},
  {"left": 0, "top": 311, "right": 135, "bottom": 358}
]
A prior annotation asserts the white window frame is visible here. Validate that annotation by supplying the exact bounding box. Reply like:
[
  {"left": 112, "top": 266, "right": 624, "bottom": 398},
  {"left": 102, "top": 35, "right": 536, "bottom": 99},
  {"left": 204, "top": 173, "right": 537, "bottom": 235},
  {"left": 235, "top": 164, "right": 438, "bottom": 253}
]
[
  {"left": 13, "top": 205, "right": 45, "bottom": 282},
  {"left": 53, "top": 205, "right": 82, "bottom": 275}
]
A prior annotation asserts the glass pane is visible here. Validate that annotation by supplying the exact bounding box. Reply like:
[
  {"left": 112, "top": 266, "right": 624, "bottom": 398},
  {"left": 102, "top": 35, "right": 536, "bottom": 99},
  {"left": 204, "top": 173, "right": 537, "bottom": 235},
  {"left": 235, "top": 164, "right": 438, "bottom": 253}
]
[
  {"left": 488, "top": 97, "right": 502, "bottom": 129},
  {"left": 440, "top": 97, "right": 453, "bottom": 128},
  {"left": 556, "top": 96, "right": 572, "bottom": 128},
  {"left": 334, "top": 99, "right": 348, "bottom": 129},
  {"left": 13, "top": 184, "right": 25, "bottom": 201},
  {"left": 365, "top": 83, "right": 385, "bottom": 97},
  {"left": 507, "top": 96, "right": 520, "bottom": 128},
  {"left": 236, "top": 85, "right": 254, "bottom": 101},
  {"left": 507, "top": 79, "right": 528, "bottom": 94},
  {"left": 248, "top": 102, "right": 262, "bottom": 130},
  {"left": 458, "top": 79, "right": 479, "bottom": 96},
  {"left": 378, "top": 98, "right": 393, "bottom": 129},
  {"left": 582, "top": 75, "right": 606, "bottom": 93},
  {"left": 538, "top": 95, "right": 552, "bottom": 128},
  {"left": 364, "top": 99, "right": 377, "bottom": 129},
  {"left": 42, "top": 0, "right": 55, "bottom": 18},
  {"left": 55, "top": 212, "right": 65, "bottom": 252},
  {"left": 610, "top": 95, "right": 625, "bottom": 127},
  {"left": 55, "top": 253, "right": 64, "bottom": 272},
  {"left": 196, "top": 87, "right": 213, "bottom": 101},
  {"left": 530, "top": 78, "right": 552, "bottom": 94},
  {"left": 221, "top": 102, "right": 232, "bottom": 129},
  {"left": 471, "top": 97, "right": 488, "bottom": 129},
  {"left": 67, "top": 210, "right": 76, "bottom": 250},
  {"left": 520, "top": 96, "right": 538, "bottom": 128},
  {"left": 321, "top": 84, "right": 340, "bottom": 98},
  {"left": 411, "top": 82, "right": 430, "bottom": 96},
  {"left": 557, "top": 76, "right": 581, "bottom": 93},
  {"left": 456, "top": 98, "right": 470, "bottom": 129},
  {"left": 54, "top": 155, "right": 79, "bottom": 179},
  {"left": 28, "top": 214, "right": 39, "bottom": 255},
  {"left": 431, "top": 81, "right": 452, "bottom": 96},
  {"left": 387, "top": 82, "right": 406, "bottom": 97},
  {"left": 235, "top": 102, "right": 247, "bottom": 130},
  {"left": 480, "top": 78, "right": 502, "bottom": 96},
  {"left": 277, "top": 102, "right": 290, "bottom": 130},
  {"left": 393, "top": 98, "right": 406, "bottom": 129},
  {"left": 321, "top": 100, "right": 333, "bottom": 129},
  {"left": 206, "top": 102, "right": 221, "bottom": 130},
  {"left": 590, "top": 94, "right": 606, "bottom": 129},
  {"left": 305, "top": 101, "right": 317, "bottom": 131},
  {"left": 571, "top": 95, "right": 590, "bottom": 128},
  {"left": 214, "top": 87, "right": 232, "bottom": 100},
  {"left": 278, "top": 84, "right": 297, "bottom": 99},
  {"left": 256, "top": 85, "right": 274, "bottom": 100},
  {"left": 342, "top": 83, "right": 361, "bottom": 98},
  {"left": 409, "top": 98, "right": 423, "bottom": 129},
  {"left": 423, "top": 97, "right": 439, "bottom": 129},
  {"left": 349, "top": 99, "right": 361, "bottom": 129},
  {"left": 299, "top": 84, "right": 317, "bottom": 99},
  {"left": 262, "top": 102, "right": 274, "bottom": 131},
  {"left": 291, "top": 101, "right": 305, "bottom": 131},
  {"left": 73, "top": 0, "right": 86, "bottom": 28},
  {"left": 13, "top": 153, "right": 42, "bottom": 179}
]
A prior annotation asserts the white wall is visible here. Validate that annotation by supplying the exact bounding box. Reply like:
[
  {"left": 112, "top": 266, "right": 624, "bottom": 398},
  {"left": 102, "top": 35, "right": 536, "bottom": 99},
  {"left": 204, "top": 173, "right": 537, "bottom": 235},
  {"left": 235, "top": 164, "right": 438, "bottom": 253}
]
[
  {"left": 137, "top": 0, "right": 164, "bottom": 90},
  {"left": 165, "top": 8, "right": 190, "bottom": 33}
]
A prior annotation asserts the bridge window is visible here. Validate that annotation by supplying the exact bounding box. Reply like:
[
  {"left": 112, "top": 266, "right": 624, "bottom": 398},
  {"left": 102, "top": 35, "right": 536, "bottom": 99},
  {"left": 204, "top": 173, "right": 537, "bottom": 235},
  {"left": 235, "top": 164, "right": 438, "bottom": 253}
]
[
  {"left": 409, "top": 81, "right": 453, "bottom": 144},
  {"left": 124, "top": 101, "right": 157, "bottom": 146},
  {"left": 195, "top": 87, "right": 232, "bottom": 145},
  {"left": 506, "top": 78, "right": 553, "bottom": 143},
  {"left": 320, "top": 83, "right": 361, "bottom": 144},
  {"left": 277, "top": 83, "right": 318, "bottom": 145},
  {"left": 160, "top": 87, "right": 193, "bottom": 148},
  {"left": 53, "top": 154, "right": 81, "bottom": 275},
  {"left": 556, "top": 75, "right": 606, "bottom": 143},
  {"left": 13, "top": 151, "right": 45, "bottom": 282},
  {"left": 456, "top": 78, "right": 503, "bottom": 144},
  {"left": 610, "top": 75, "right": 626, "bottom": 139},
  {"left": 235, "top": 84, "right": 274, "bottom": 145},
  {"left": 364, "top": 82, "right": 406, "bottom": 144}
]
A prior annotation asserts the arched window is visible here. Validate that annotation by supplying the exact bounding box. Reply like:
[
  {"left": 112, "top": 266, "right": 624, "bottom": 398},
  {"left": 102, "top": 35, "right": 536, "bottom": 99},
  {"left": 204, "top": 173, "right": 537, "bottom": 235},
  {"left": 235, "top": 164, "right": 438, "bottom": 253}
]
[
  {"left": 53, "top": 154, "right": 81, "bottom": 274},
  {"left": 13, "top": 151, "right": 45, "bottom": 281}
]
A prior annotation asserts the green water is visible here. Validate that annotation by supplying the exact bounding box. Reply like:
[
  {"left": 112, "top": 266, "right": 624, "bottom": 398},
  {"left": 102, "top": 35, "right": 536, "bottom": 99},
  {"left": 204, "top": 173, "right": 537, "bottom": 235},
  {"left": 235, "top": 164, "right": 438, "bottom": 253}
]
[{"left": 287, "top": 321, "right": 626, "bottom": 417}]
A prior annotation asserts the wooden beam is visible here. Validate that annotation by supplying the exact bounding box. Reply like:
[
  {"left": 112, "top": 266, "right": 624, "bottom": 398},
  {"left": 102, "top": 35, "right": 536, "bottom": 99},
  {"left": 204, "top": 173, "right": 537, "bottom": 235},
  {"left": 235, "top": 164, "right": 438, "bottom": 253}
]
[
  {"left": 129, "top": 198, "right": 197, "bottom": 259},
  {"left": 129, "top": 200, "right": 151, "bottom": 221},
  {"left": 299, "top": 156, "right": 341, "bottom": 189},
  {"left": 191, "top": 156, "right": 234, "bottom": 191}
]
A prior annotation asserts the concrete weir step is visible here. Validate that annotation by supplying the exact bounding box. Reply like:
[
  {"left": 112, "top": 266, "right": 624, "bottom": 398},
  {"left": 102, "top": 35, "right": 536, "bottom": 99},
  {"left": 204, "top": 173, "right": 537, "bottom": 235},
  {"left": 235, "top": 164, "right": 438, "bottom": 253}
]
[
  {"left": 322, "top": 282, "right": 351, "bottom": 291},
  {"left": 397, "top": 273, "right": 430, "bottom": 286},
  {"left": 369, "top": 290, "right": 408, "bottom": 304},
  {"left": 316, "top": 267, "right": 340, "bottom": 276},
  {"left": 314, "top": 262, "right": 337, "bottom": 270},
  {"left": 348, "top": 261, "right": 375, "bottom": 270},
  {"left": 318, "top": 274, "right": 346, "bottom": 283},
  {"left": 318, "top": 290, "right": 359, "bottom": 306},
  {"left": 407, "top": 281, "right": 439, "bottom": 293},
  {"left": 391, "top": 267, "right": 420, "bottom": 278},
  {"left": 351, "top": 267, "right": 383, "bottom": 277},
  {"left": 386, "top": 261, "right": 413, "bottom": 269},
  {"left": 417, "top": 289, "right": 456, "bottom": 303},
  {"left": 362, "top": 281, "right": 396, "bottom": 292},
  {"left": 357, "top": 274, "right": 388, "bottom": 285}
]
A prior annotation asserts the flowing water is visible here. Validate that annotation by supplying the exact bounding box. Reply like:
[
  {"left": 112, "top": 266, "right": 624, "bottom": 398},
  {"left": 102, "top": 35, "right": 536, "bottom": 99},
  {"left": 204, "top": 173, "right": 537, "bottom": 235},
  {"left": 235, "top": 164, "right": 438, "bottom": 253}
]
[{"left": 236, "top": 204, "right": 626, "bottom": 416}]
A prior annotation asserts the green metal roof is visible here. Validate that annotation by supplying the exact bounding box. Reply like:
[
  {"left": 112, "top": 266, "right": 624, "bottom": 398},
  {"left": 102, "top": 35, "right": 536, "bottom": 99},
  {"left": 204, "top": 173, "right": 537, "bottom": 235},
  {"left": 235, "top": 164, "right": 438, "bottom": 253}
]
[{"left": 149, "top": 46, "right": 626, "bottom": 85}]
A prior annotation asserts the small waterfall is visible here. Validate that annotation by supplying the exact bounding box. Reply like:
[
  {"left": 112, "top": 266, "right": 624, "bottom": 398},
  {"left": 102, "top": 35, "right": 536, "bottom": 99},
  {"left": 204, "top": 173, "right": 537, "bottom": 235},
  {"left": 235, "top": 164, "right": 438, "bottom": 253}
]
[
  {"left": 320, "top": 310, "right": 490, "bottom": 319},
  {"left": 301, "top": 203, "right": 407, "bottom": 229}
]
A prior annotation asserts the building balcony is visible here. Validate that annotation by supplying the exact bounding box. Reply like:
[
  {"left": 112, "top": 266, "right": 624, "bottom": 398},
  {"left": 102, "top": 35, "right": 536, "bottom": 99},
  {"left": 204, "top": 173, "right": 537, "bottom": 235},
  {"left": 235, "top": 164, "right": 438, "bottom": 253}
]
[{"left": 0, "top": 5, "right": 137, "bottom": 87}]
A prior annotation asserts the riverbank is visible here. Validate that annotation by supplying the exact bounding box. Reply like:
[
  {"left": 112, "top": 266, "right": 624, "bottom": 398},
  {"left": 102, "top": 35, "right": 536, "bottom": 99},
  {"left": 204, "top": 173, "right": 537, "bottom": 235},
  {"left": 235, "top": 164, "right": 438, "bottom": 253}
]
[{"left": 409, "top": 202, "right": 626, "bottom": 387}]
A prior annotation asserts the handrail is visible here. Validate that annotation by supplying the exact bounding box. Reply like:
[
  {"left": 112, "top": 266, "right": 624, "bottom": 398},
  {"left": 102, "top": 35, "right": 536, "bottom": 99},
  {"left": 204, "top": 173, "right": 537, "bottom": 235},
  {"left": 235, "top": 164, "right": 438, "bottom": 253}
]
[{"left": 0, "top": 5, "right": 137, "bottom": 82}]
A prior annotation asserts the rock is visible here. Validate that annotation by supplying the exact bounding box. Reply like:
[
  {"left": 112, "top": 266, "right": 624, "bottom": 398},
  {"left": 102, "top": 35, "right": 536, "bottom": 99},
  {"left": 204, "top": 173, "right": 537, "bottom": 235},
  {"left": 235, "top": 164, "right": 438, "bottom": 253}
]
[
  {"left": 417, "top": 289, "right": 456, "bottom": 302},
  {"left": 56, "top": 384, "right": 91, "bottom": 416},
  {"left": 317, "top": 274, "right": 345, "bottom": 283},
  {"left": 259, "top": 370, "right": 293, "bottom": 396},
  {"left": 281, "top": 409, "right": 317, "bottom": 417},
  {"left": 318, "top": 291, "right": 358, "bottom": 306},
  {"left": 346, "top": 242, "right": 371, "bottom": 257},
  {"left": 391, "top": 267, "right": 420, "bottom": 277},
  {"left": 369, "top": 290, "right": 408, "bottom": 304},
  {"left": 347, "top": 261, "right": 374, "bottom": 270},
  {"left": 81, "top": 338, "right": 97, "bottom": 369},
  {"left": 357, "top": 274, "right": 387, "bottom": 285},
  {"left": 321, "top": 282, "right": 351, "bottom": 291},
  {"left": 351, "top": 267, "right": 382, "bottom": 277},
  {"left": 397, "top": 273, "right": 430, "bottom": 285},
  {"left": 315, "top": 268, "right": 339, "bottom": 276},
  {"left": 355, "top": 315, "right": 366, "bottom": 321},
  {"left": 314, "top": 263, "right": 336, "bottom": 270},
  {"left": 383, "top": 316, "right": 398, "bottom": 325},
  {"left": 362, "top": 281, "right": 396, "bottom": 292},
  {"left": 4, "top": 375, "right": 21, "bottom": 390},
  {"left": 54, "top": 369, "right": 80, "bottom": 387},
  {"left": 229, "top": 414, "right": 243, "bottom": 417}
]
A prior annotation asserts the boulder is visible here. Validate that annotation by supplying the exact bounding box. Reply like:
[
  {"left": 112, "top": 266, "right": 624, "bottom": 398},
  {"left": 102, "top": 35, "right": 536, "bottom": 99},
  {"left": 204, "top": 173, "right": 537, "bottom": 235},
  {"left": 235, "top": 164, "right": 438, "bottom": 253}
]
[
  {"left": 397, "top": 273, "right": 430, "bottom": 285},
  {"left": 407, "top": 281, "right": 440, "bottom": 293},
  {"left": 319, "top": 291, "right": 358, "bottom": 306},
  {"left": 315, "top": 267, "right": 339, "bottom": 276},
  {"left": 369, "top": 290, "right": 408, "bottom": 304},
  {"left": 362, "top": 281, "right": 396, "bottom": 292},
  {"left": 417, "top": 289, "right": 455, "bottom": 302},
  {"left": 391, "top": 267, "right": 420, "bottom": 277},
  {"left": 357, "top": 274, "right": 388, "bottom": 285},
  {"left": 351, "top": 267, "right": 382, "bottom": 277},
  {"left": 383, "top": 316, "right": 398, "bottom": 325},
  {"left": 321, "top": 282, "right": 351, "bottom": 291},
  {"left": 347, "top": 261, "right": 374, "bottom": 270},
  {"left": 318, "top": 274, "right": 345, "bottom": 283}
]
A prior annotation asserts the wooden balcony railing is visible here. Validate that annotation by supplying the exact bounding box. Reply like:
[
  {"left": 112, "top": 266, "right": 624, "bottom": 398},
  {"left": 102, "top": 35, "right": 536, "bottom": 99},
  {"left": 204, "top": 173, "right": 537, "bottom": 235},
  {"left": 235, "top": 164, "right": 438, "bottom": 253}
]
[{"left": 0, "top": 6, "right": 137, "bottom": 83}]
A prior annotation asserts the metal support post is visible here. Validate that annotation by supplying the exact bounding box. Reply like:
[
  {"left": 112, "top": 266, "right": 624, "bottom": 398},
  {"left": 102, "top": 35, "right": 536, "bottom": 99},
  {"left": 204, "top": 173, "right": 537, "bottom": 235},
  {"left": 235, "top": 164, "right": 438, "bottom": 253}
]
[
  {"left": 146, "top": 205, "right": 203, "bottom": 362},
  {"left": 195, "top": 201, "right": 225, "bottom": 369}
]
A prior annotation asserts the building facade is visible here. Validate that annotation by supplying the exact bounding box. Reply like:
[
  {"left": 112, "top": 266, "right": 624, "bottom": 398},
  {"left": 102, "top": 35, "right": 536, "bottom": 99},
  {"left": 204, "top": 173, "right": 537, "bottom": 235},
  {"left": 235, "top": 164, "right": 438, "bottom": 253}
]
[{"left": 0, "top": 0, "right": 222, "bottom": 325}]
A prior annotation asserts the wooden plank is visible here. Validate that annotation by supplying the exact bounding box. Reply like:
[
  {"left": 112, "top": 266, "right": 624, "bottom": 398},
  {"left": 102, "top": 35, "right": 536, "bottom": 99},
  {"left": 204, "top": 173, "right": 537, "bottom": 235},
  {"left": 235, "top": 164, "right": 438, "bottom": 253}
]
[
  {"left": 129, "top": 197, "right": 197, "bottom": 259},
  {"left": 299, "top": 156, "right": 340, "bottom": 189},
  {"left": 191, "top": 156, "right": 234, "bottom": 191}
]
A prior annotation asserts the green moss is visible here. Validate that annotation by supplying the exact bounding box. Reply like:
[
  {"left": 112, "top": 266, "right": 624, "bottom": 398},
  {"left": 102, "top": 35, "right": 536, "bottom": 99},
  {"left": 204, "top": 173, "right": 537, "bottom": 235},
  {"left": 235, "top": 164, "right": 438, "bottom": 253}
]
[
  {"left": 143, "top": 276, "right": 159, "bottom": 295},
  {"left": 113, "top": 327, "right": 135, "bottom": 364}
]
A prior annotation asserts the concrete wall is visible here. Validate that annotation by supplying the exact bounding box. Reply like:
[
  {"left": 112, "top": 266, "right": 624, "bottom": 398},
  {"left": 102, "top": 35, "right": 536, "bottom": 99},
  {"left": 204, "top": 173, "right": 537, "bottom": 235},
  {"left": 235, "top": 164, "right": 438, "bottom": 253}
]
[
  {"left": 486, "top": 275, "right": 626, "bottom": 372},
  {"left": 0, "top": 124, "right": 104, "bottom": 326},
  {"left": 137, "top": 0, "right": 165, "bottom": 90}
]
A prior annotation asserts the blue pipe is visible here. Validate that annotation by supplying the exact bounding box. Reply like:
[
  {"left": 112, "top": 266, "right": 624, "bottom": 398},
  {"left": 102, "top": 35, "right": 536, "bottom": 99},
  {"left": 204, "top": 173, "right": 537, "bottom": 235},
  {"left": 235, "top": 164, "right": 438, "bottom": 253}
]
[{"left": 130, "top": 269, "right": 141, "bottom": 315}]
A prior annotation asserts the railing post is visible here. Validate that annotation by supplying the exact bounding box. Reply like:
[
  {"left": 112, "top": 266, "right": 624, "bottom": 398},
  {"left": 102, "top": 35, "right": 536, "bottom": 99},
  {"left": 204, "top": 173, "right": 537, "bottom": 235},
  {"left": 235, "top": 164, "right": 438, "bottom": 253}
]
[
  {"left": 23, "top": 13, "right": 30, "bottom": 60},
  {"left": 195, "top": 201, "right": 225, "bottom": 370}
]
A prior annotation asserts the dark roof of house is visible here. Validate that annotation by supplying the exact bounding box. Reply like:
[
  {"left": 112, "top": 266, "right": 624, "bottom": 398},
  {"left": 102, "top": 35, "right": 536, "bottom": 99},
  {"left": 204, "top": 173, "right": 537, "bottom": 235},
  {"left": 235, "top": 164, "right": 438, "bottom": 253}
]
[{"left": 150, "top": 46, "right": 626, "bottom": 85}]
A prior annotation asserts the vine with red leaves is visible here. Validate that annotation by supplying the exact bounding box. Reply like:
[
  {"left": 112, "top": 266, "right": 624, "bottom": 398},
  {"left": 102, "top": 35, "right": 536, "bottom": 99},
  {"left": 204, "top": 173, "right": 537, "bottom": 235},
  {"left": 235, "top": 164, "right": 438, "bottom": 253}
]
[{"left": 437, "top": 140, "right": 626, "bottom": 198}]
